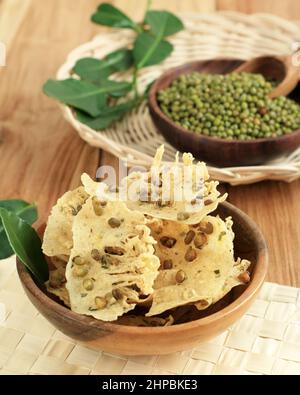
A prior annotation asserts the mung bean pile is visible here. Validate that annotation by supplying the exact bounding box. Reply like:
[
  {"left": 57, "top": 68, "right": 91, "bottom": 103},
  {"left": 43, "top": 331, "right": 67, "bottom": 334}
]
[{"left": 157, "top": 72, "right": 300, "bottom": 140}]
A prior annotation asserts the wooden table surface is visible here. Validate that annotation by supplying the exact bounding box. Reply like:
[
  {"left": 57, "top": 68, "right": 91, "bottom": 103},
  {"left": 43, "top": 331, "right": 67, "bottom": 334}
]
[{"left": 0, "top": 0, "right": 299, "bottom": 287}]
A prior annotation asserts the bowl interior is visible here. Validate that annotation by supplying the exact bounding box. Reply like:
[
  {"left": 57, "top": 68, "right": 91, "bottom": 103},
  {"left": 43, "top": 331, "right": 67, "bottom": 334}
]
[{"left": 20, "top": 201, "right": 267, "bottom": 327}]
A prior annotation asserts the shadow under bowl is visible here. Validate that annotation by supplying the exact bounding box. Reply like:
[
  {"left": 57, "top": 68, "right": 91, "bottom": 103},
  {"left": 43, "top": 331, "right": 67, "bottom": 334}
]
[
  {"left": 148, "top": 59, "right": 300, "bottom": 167},
  {"left": 17, "top": 201, "right": 268, "bottom": 355}
]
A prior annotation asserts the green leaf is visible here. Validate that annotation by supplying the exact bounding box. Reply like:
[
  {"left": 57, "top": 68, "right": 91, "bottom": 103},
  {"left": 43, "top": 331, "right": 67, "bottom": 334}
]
[
  {"left": 91, "top": 3, "right": 139, "bottom": 31},
  {"left": 0, "top": 208, "right": 48, "bottom": 283},
  {"left": 0, "top": 200, "right": 29, "bottom": 212},
  {"left": 43, "top": 79, "right": 132, "bottom": 116},
  {"left": 145, "top": 10, "right": 184, "bottom": 37},
  {"left": 105, "top": 48, "right": 133, "bottom": 72},
  {"left": 74, "top": 49, "right": 133, "bottom": 84},
  {"left": 76, "top": 110, "right": 124, "bottom": 130},
  {"left": 107, "top": 80, "right": 132, "bottom": 98},
  {"left": 133, "top": 32, "right": 173, "bottom": 69},
  {"left": 75, "top": 98, "right": 139, "bottom": 130},
  {"left": 15, "top": 204, "right": 37, "bottom": 225},
  {"left": 0, "top": 236, "right": 13, "bottom": 260},
  {"left": 133, "top": 10, "right": 182, "bottom": 69},
  {"left": 43, "top": 79, "right": 106, "bottom": 116},
  {"left": 0, "top": 200, "right": 38, "bottom": 260},
  {"left": 74, "top": 59, "right": 111, "bottom": 83}
]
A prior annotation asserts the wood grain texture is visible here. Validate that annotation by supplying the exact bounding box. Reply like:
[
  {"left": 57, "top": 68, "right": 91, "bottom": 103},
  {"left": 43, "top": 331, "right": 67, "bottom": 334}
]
[
  {"left": 0, "top": 0, "right": 101, "bottom": 220},
  {"left": 0, "top": 0, "right": 299, "bottom": 288},
  {"left": 113, "top": 0, "right": 216, "bottom": 19},
  {"left": 0, "top": 0, "right": 31, "bottom": 47},
  {"left": 217, "top": 0, "right": 300, "bottom": 19}
]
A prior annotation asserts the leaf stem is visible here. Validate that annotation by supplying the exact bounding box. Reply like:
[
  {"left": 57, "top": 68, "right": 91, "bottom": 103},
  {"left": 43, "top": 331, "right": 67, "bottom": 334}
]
[
  {"left": 132, "top": 68, "right": 139, "bottom": 99},
  {"left": 134, "top": 24, "right": 143, "bottom": 34},
  {"left": 146, "top": 0, "right": 152, "bottom": 13}
]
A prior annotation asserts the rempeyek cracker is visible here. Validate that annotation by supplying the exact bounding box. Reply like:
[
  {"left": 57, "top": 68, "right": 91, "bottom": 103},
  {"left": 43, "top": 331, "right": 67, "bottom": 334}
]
[
  {"left": 65, "top": 198, "right": 160, "bottom": 321},
  {"left": 194, "top": 257, "right": 250, "bottom": 310},
  {"left": 80, "top": 146, "right": 226, "bottom": 226},
  {"left": 146, "top": 215, "right": 250, "bottom": 316},
  {"left": 43, "top": 146, "right": 251, "bottom": 325},
  {"left": 42, "top": 187, "right": 88, "bottom": 256},
  {"left": 46, "top": 282, "right": 70, "bottom": 307},
  {"left": 119, "top": 145, "right": 227, "bottom": 225},
  {"left": 46, "top": 258, "right": 70, "bottom": 307},
  {"left": 81, "top": 173, "right": 116, "bottom": 201}
]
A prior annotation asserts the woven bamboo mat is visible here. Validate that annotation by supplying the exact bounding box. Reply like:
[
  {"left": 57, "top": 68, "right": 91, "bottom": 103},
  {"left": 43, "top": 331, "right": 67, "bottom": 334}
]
[{"left": 0, "top": 257, "right": 299, "bottom": 375}]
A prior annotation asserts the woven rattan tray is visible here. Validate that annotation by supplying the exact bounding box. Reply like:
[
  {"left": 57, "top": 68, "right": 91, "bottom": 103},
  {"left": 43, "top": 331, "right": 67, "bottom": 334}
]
[
  {"left": 0, "top": 257, "right": 299, "bottom": 375},
  {"left": 57, "top": 12, "right": 300, "bottom": 185}
]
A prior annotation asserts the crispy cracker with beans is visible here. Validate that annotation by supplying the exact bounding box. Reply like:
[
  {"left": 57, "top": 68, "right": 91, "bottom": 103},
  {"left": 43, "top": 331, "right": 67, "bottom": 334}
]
[{"left": 42, "top": 146, "right": 250, "bottom": 324}]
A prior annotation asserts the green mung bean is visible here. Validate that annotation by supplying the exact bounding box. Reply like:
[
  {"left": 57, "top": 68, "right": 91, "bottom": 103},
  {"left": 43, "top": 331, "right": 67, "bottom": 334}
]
[{"left": 157, "top": 72, "right": 300, "bottom": 140}]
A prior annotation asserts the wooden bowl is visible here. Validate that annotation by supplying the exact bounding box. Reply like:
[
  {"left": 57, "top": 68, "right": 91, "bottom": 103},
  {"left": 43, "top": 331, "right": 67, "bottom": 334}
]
[
  {"left": 17, "top": 201, "right": 268, "bottom": 355},
  {"left": 148, "top": 59, "right": 300, "bottom": 167}
]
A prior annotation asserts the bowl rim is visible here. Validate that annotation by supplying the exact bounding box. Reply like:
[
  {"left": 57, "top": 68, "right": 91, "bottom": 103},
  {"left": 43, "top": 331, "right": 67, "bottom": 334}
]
[
  {"left": 17, "top": 201, "right": 268, "bottom": 334},
  {"left": 148, "top": 59, "right": 300, "bottom": 145}
]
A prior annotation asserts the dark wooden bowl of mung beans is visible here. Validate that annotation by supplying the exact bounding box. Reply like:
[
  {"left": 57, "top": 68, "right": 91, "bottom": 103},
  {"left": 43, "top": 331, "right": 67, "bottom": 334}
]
[{"left": 148, "top": 59, "right": 300, "bottom": 167}]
